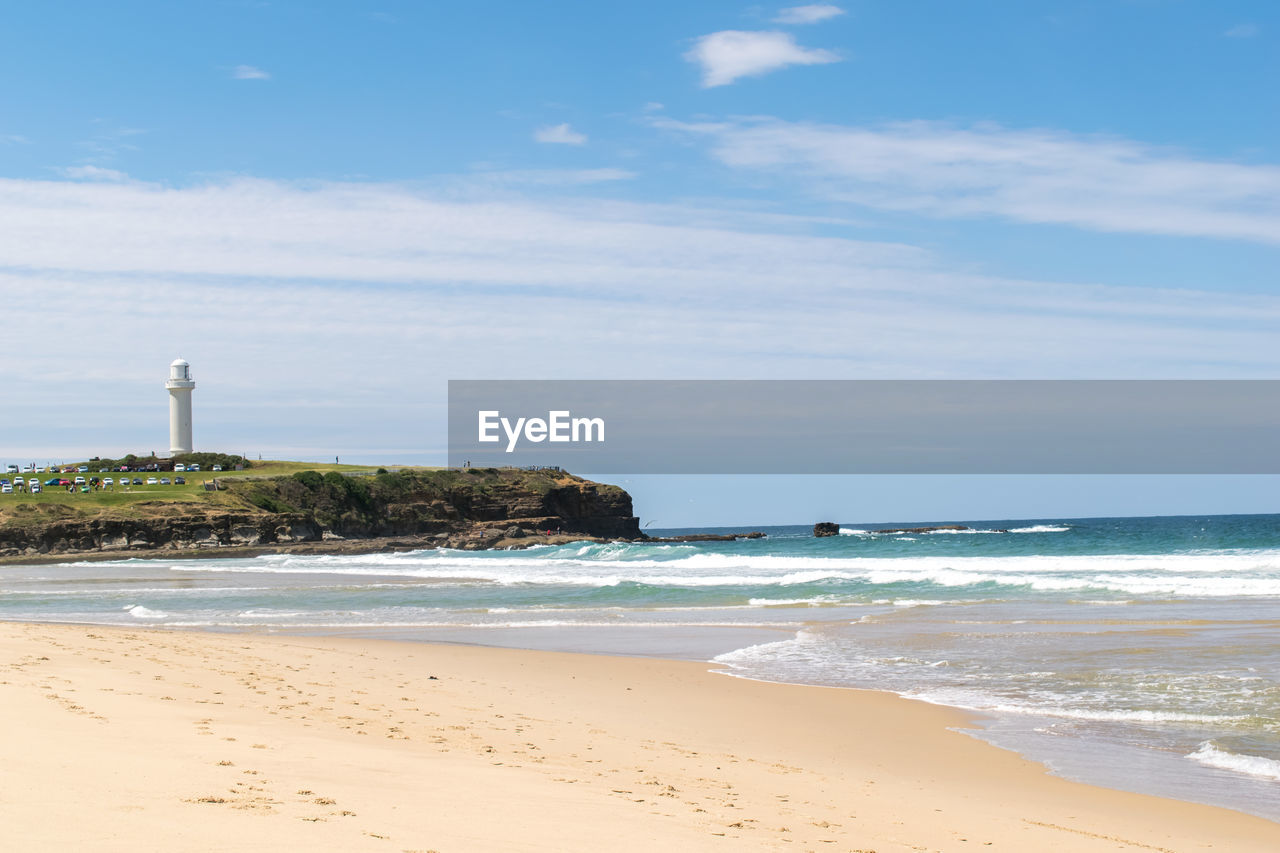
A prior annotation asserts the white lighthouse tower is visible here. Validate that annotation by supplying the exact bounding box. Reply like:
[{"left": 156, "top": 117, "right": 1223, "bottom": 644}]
[{"left": 166, "top": 358, "right": 195, "bottom": 455}]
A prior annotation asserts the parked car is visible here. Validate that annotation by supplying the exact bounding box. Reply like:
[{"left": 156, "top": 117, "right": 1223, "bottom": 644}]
[
  {"left": 103, "top": 477, "right": 114, "bottom": 485},
  {"left": 74, "top": 476, "right": 86, "bottom": 485},
  {"left": 132, "top": 478, "right": 143, "bottom": 485},
  {"left": 58, "top": 478, "right": 72, "bottom": 486},
  {"left": 160, "top": 477, "right": 171, "bottom": 485},
  {"left": 77, "top": 466, "right": 89, "bottom": 473},
  {"left": 1, "top": 484, "right": 11, "bottom": 494},
  {"left": 189, "top": 464, "right": 201, "bottom": 471},
  {"left": 29, "top": 483, "right": 41, "bottom": 494},
  {"left": 14, "top": 477, "right": 24, "bottom": 485},
  {"left": 212, "top": 465, "right": 223, "bottom": 471},
  {"left": 44, "top": 478, "right": 60, "bottom": 486},
  {"left": 5, "top": 464, "right": 17, "bottom": 473},
  {"left": 146, "top": 477, "right": 158, "bottom": 485},
  {"left": 174, "top": 476, "right": 186, "bottom": 484},
  {"left": 174, "top": 463, "right": 186, "bottom": 472}
]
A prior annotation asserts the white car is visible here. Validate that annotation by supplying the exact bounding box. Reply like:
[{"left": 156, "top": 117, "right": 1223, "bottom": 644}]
[
  {"left": 174, "top": 464, "right": 186, "bottom": 472},
  {"left": 14, "top": 477, "right": 23, "bottom": 485},
  {"left": 212, "top": 465, "right": 222, "bottom": 471},
  {"left": 1, "top": 484, "right": 11, "bottom": 494},
  {"left": 104, "top": 478, "right": 114, "bottom": 486},
  {"left": 146, "top": 477, "right": 158, "bottom": 485},
  {"left": 74, "top": 476, "right": 86, "bottom": 485},
  {"left": 29, "top": 483, "right": 41, "bottom": 494}
]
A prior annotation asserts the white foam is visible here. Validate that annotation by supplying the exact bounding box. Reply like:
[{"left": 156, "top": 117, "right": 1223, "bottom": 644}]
[
  {"left": 124, "top": 604, "right": 167, "bottom": 619},
  {"left": 147, "top": 545, "right": 1280, "bottom": 597},
  {"left": 1188, "top": 743, "right": 1280, "bottom": 781},
  {"left": 979, "top": 704, "right": 1252, "bottom": 724},
  {"left": 922, "top": 528, "right": 1003, "bottom": 534},
  {"left": 746, "top": 595, "right": 845, "bottom": 607},
  {"left": 1008, "top": 525, "right": 1071, "bottom": 533}
]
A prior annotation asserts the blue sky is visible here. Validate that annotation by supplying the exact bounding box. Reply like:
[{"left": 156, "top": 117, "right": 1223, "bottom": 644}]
[{"left": 2, "top": 2, "right": 1277, "bottom": 523}]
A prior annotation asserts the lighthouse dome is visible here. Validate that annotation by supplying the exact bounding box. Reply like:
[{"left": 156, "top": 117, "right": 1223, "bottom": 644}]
[{"left": 169, "top": 358, "right": 192, "bottom": 381}]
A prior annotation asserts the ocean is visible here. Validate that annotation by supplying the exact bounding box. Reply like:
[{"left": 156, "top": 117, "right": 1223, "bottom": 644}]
[{"left": 2, "top": 512, "right": 1278, "bottom": 821}]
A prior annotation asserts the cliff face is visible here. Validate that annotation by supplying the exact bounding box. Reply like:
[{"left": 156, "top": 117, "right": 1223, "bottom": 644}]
[{"left": 0, "top": 469, "right": 641, "bottom": 560}]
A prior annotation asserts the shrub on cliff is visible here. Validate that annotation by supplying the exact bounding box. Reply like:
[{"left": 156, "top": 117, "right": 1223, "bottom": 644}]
[
  {"left": 172, "top": 452, "right": 251, "bottom": 470},
  {"left": 292, "top": 470, "right": 324, "bottom": 489}
]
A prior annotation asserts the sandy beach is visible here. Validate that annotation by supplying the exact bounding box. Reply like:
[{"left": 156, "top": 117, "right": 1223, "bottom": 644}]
[{"left": 2, "top": 622, "right": 1277, "bottom": 852}]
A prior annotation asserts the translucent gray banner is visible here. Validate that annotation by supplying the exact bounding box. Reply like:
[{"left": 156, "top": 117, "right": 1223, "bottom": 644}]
[{"left": 447, "top": 380, "right": 1280, "bottom": 474}]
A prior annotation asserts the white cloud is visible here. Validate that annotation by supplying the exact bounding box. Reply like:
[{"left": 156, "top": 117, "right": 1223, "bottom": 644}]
[
  {"left": 464, "top": 168, "right": 636, "bottom": 186},
  {"left": 58, "top": 165, "right": 129, "bottom": 182},
  {"left": 684, "top": 30, "right": 839, "bottom": 87},
  {"left": 3, "top": 134, "right": 31, "bottom": 145},
  {"left": 661, "top": 117, "right": 1280, "bottom": 244},
  {"left": 1, "top": 174, "right": 1278, "bottom": 455},
  {"left": 773, "top": 5, "right": 845, "bottom": 25},
  {"left": 533, "top": 123, "right": 587, "bottom": 145},
  {"left": 232, "top": 65, "right": 271, "bottom": 80},
  {"left": 77, "top": 124, "right": 145, "bottom": 160},
  {"left": 1224, "top": 23, "right": 1259, "bottom": 38}
]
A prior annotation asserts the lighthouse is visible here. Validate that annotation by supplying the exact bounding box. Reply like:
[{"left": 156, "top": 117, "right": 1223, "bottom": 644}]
[{"left": 166, "top": 358, "right": 195, "bottom": 455}]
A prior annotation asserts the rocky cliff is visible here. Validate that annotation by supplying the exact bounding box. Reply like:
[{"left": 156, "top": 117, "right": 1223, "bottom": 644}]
[{"left": 0, "top": 468, "right": 641, "bottom": 561}]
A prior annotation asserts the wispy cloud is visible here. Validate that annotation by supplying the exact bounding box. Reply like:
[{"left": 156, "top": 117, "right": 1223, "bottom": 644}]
[
  {"left": 661, "top": 117, "right": 1280, "bottom": 244},
  {"left": 58, "top": 165, "right": 129, "bottom": 182},
  {"left": 534, "top": 123, "right": 587, "bottom": 145},
  {"left": 76, "top": 124, "right": 146, "bottom": 163},
  {"left": 773, "top": 5, "right": 845, "bottom": 25},
  {"left": 1223, "top": 23, "right": 1259, "bottom": 38},
  {"left": 3, "top": 133, "right": 31, "bottom": 145},
  {"left": 1, "top": 174, "right": 1278, "bottom": 455},
  {"left": 463, "top": 168, "right": 636, "bottom": 187},
  {"left": 232, "top": 64, "right": 271, "bottom": 80},
  {"left": 684, "top": 30, "right": 839, "bottom": 87}
]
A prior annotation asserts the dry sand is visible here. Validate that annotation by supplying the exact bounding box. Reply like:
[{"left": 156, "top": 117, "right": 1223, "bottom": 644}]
[{"left": 2, "top": 622, "right": 1277, "bottom": 852}]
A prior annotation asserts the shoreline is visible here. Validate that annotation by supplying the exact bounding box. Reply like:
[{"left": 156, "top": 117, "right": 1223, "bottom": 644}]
[{"left": 3, "top": 621, "right": 1278, "bottom": 851}]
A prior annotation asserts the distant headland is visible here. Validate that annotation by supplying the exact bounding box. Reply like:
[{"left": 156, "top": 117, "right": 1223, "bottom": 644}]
[{"left": 0, "top": 458, "right": 647, "bottom": 564}]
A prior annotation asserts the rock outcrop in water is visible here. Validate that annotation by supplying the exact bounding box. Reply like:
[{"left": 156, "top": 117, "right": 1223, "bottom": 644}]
[
  {"left": 813, "top": 522, "right": 840, "bottom": 537},
  {"left": 647, "top": 532, "right": 766, "bottom": 543},
  {"left": 0, "top": 468, "right": 642, "bottom": 562}
]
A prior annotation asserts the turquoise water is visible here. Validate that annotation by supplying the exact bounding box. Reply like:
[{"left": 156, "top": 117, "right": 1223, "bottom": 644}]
[{"left": 2, "top": 512, "right": 1278, "bottom": 819}]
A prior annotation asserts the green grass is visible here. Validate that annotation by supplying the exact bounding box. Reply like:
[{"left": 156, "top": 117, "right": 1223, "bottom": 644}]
[{"left": 0, "top": 459, "right": 444, "bottom": 516}]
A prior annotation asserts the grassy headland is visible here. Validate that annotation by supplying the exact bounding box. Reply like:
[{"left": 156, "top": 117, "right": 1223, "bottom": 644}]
[{"left": 0, "top": 459, "right": 638, "bottom": 561}]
